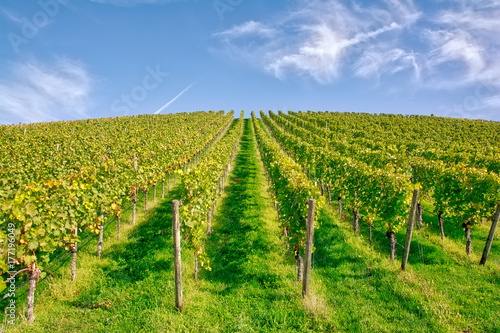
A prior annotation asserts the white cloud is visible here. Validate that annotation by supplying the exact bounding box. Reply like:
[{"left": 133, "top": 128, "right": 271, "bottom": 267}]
[
  {"left": 421, "top": 1, "right": 500, "bottom": 94},
  {"left": 215, "top": 21, "right": 275, "bottom": 39},
  {"left": 382, "top": 0, "right": 420, "bottom": 26},
  {"left": 426, "top": 29, "right": 485, "bottom": 76},
  {"left": 0, "top": 58, "right": 94, "bottom": 124},
  {"left": 214, "top": 0, "right": 420, "bottom": 84},
  {"left": 354, "top": 48, "right": 419, "bottom": 80},
  {"left": 267, "top": 22, "right": 402, "bottom": 83},
  {"left": 213, "top": 0, "right": 500, "bottom": 114}
]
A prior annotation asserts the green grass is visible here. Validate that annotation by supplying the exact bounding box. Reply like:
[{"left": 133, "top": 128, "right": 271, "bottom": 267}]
[{"left": 3, "top": 119, "right": 500, "bottom": 332}]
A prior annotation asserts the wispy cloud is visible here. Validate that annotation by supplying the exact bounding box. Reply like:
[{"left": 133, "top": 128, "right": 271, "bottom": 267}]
[
  {"left": 213, "top": 0, "right": 500, "bottom": 115},
  {"left": 267, "top": 22, "right": 402, "bottom": 83},
  {"left": 422, "top": 2, "right": 500, "bottom": 90},
  {"left": 0, "top": 58, "right": 94, "bottom": 124},
  {"left": 214, "top": 0, "right": 421, "bottom": 84},
  {"left": 354, "top": 48, "right": 419, "bottom": 81},
  {"left": 214, "top": 21, "right": 275, "bottom": 39}
]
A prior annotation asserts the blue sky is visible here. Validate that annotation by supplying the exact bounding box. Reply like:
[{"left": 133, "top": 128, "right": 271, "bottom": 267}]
[{"left": 1, "top": 0, "right": 499, "bottom": 124}]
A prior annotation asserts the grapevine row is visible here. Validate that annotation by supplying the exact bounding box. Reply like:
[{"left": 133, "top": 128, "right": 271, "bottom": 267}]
[
  {"left": 178, "top": 111, "right": 244, "bottom": 278},
  {"left": 251, "top": 111, "right": 323, "bottom": 277}
]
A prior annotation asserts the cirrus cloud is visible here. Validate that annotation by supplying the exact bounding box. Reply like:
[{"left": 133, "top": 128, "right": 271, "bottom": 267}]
[
  {"left": 0, "top": 57, "right": 94, "bottom": 124},
  {"left": 213, "top": 0, "right": 500, "bottom": 95}
]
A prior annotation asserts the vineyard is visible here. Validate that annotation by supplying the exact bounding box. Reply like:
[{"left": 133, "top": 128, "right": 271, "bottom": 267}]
[{"left": 1, "top": 110, "right": 500, "bottom": 332}]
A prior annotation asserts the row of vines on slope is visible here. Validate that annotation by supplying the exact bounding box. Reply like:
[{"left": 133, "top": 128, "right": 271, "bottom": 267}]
[
  {"left": 177, "top": 111, "right": 245, "bottom": 280},
  {"left": 251, "top": 111, "right": 323, "bottom": 280},
  {"left": 0, "top": 110, "right": 233, "bottom": 321},
  {"left": 275, "top": 110, "right": 500, "bottom": 258},
  {"left": 261, "top": 111, "right": 413, "bottom": 259}
]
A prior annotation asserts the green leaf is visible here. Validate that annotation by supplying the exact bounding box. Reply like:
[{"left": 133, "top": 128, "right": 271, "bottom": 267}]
[
  {"left": 26, "top": 202, "right": 37, "bottom": 217},
  {"left": 28, "top": 239, "right": 38, "bottom": 250}
]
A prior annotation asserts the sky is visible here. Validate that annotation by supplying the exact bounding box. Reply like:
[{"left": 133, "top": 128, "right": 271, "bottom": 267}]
[{"left": 1, "top": 0, "right": 500, "bottom": 124}]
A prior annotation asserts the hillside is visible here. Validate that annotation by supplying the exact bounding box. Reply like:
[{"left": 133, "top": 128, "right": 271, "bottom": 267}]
[{"left": 1, "top": 114, "right": 500, "bottom": 332}]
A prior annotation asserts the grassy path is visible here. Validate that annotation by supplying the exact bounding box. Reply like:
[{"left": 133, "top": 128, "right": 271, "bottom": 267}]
[{"left": 175, "top": 119, "right": 329, "bottom": 332}]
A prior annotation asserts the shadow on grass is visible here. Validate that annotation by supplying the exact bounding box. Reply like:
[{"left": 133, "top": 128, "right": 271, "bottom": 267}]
[
  {"left": 67, "top": 185, "right": 185, "bottom": 310},
  {"left": 105, "top": 185, "right": 188, "bottom": 281},
  {"left": 312, "top": 210, "right": 445, "bottom": 330}
]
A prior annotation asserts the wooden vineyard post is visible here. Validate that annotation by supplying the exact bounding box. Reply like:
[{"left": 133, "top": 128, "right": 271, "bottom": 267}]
[
  {"left": 480, "top": 204, "right": 500, "bottom": 266},
  {"left": 417, "top": 203, "right": 423, "bottom": 229},
  {"left": 338, "top": 195, "right": 342, "bottom": 218},
  {"left": 463, "top": 221, "right": 472, "bottom": 255},
  {"left": 172, "top": 200, "right": 183, "bottom": 312},
  {"left": 402, "top": 189, "right": 419, "bottom": 271},
  {"left": 387, "top": 231, "right": 396, "bottom": 263},
  {"left": 438, "top": 211, "right": 445, "bottom": 240},
  {"left": 303, "top": 199, "right": 315, "bottom": 297},
  {"left": 27, "top": 262, "right": 40, "bottom": 322},
  {"left": 353, "top": 209, "right": 359, "bottom": 233}
]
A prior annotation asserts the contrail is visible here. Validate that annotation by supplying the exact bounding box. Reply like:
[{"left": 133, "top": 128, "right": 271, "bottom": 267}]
[{"left": 154, "top": 80, "right": 197, "bottom": 115}]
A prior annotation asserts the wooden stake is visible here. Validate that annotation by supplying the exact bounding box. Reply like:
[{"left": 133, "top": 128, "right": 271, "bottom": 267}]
[
  {"left": 27, "top": 263, "right": 40, "bottom": 322},
  {"left": 302, "top": 198, "right": 315, "bottom": 297},
  {"left": 438, "top": 211, "right": 445, "bottom": 240},
  {"left": 402, "top": 189, "right": 419, "bottom": 271},
  {"left": 480, "top": 204, "right": 500, "bottom": 265},
  {"left": 387, "top": 232, "right": 396, "bottom": 263},
  {"left": 338, "top": 195, "right": 342, "bottom": 218},
  {"left": 353, "top": 209, "right": 359, "bottom": 233},
  {"left": 172, "top": 200, "right": 183, "bottom": 312},
  {"left": 417, "top": 203, "right": 423, "bottom": 229},
  {"left": 465, "top": 225, "right": 472, "bottom": 255}
]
